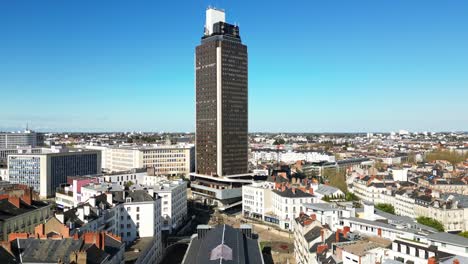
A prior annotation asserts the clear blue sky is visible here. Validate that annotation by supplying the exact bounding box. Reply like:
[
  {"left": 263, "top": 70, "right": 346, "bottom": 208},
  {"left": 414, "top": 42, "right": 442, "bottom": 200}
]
[{"left": 1, "top": 1, "right": 467, "bottom": 132}]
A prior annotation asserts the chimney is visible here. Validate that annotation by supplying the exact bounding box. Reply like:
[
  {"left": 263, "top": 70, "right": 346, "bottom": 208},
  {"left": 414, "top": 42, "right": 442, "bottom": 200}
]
[
  {"left": 84, "top": 205, "right": 90, "bottom": 216},
  {"left": 343, "top": 226, "right": 350, "bottom": 237},
  {"left": 321, "top": 228, "right": 325, "bottom": 242},
  {"left": 309, "top": 188, "right": 314, "bottom": 195},
  {"left": 336, "top": 229, "right": 341, "bottom": 243},
  {"left": 106, "top": 192, "right": 113, "bottom": 204},
  {"left": 147, "top": 188, "right": 155, "bottom": 198},
  {"left": 34, "top": 224, "right": 45, "bottom": 237},
  {"left": 453, "top": 259, "right": 460, "bottom": 264},
  {"left": 240, "top": 224, "right": 252, "bottom": 239},
  {"left": 197, "top": 225, "right": 211, "bottom": 239},
  {"left": 99, "top": 232, "right": 105, "bottom": 250},
  {"left": 427, "top": 257, "right": 436, "bottom": 264},
  {"left": 8, "top": 196, "right": 20, "bottom": 208},
  {"left": 21, "top": 187, "right": 32, "bottom": 205},
  {"left": 89, "top": 197, "right": 96, "bottom": 207},
  {"left": 77, "top": 207, "right": 84, "bottom": 221},
  {"left": 317, "top": 244, "right": 328, "bottom": 254},
  {"left": 310, "top": 214, "right": 316, "bottom": 221}
]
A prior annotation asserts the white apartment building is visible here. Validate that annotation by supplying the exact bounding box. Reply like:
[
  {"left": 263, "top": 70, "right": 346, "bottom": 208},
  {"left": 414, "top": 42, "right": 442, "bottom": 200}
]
[
  {"left": 242, "top": 182, "right": 316, "bottom": 230},
  {"left": 84, "top": 144, "right": 194, "bottom": 177},
  {"left": 242, "top": 181, "right": 275, "bottom": 221},
  {"left": 303, "top": 203, "right": 355, "bottom": 231},
  {"left": 394, "top": 190, "right": 416, "bottom": 218},
  {"left": 352, "top": 176, "right": 396, "bottom": 205},
  {"left": 117, "top": 190, "right": 163, "bottom": 263},
  {"left": 293, "top": 214, "right": 333, "bottom": 264},
  {"left": 271, "top": 187, "right": 316, "bottom": 230},
  {"left": 0, "top": 168, "right": 8, "bottom": 181},
  {"left": 390, "top": 168, "right": 409, "bottom": 182},
  {"left": 100, "top": 169, "right": 146, "bottom": 186},
  {"left": 414, "top": 195, "right": 468, "bottom": 232},
  {"left": 57, "top": 188, "right": 164, "bottom": 264},
  {"left": 147, "top": 177, "right": 187, "bottom": 233},
  {"left": 251, "top": 150, "right": 334, "bottom": 164}
]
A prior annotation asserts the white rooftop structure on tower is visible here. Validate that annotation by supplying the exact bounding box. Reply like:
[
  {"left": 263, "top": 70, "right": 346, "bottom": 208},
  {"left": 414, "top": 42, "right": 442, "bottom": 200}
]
[{"left": 205, "top": 7, "right": 225, "bottom": 35}]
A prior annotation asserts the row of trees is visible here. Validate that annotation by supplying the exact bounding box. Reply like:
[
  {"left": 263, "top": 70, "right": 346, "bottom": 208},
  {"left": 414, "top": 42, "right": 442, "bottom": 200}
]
[
  {"left": 426, "top": 150, "right": 468, "bottom": 166},
  {"left": 321, "top": 192, "right": 360, "bottom": 202},
  {"left": 416, "top": 216, "right": 445, "bottom": 232},
  {"left": 375, "top": 203, "right": 395, "bottom": 214}
]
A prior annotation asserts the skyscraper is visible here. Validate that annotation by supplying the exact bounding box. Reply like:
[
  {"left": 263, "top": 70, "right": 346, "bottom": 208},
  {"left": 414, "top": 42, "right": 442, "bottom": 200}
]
[
  {"left": 191, "top": 7, "right": 252, "bottom": 211},
  {"left": 195, "top": 7, "right": 248, "bottom": 176}
]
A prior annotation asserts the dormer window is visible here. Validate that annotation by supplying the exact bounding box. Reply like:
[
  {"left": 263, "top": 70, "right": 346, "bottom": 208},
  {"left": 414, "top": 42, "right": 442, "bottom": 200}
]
[{"left": 126, "top": 198, "right": 132, "bottom": 203}]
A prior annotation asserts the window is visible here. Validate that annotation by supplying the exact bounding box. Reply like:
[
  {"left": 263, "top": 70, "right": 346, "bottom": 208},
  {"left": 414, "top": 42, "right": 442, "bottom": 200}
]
[
  {"left": 137, "top": 214, "right": 140, "bottom": 220},
  {"left": 136, "top": 207, "right": 140, "bottom": 212}
]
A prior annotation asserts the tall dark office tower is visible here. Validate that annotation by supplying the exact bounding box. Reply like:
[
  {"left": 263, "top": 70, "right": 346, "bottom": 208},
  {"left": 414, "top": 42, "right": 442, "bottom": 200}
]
[
  {"left": 191, "top": 8, "right": 252, "bottom": 211},
  {"left": 195, "top": 8, "right": 248, "bottom": 177}
]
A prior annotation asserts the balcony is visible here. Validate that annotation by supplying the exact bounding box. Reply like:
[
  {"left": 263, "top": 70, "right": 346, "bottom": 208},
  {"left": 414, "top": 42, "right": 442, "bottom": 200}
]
[{"left": 56, "top": 187, "right": 73, "bottom": 197}]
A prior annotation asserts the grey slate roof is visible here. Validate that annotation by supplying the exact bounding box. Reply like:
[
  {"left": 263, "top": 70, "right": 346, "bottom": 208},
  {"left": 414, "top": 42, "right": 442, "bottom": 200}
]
[
  {"left": 304, "top": 226, "right": 322, "bottom": 243},
  {"left": 427, "top": 232, "right": 468, "bottom": 247},
  {"left": 15, "top": 238, "right": 83, "bottom": 263},
  {"left": 183, "top": 225, "right": 263, "bottom": 264},
  {"left": 113, "top": 190, "right": 155, "bottom": 203},
  {"left": 12, "top": 234, "right": 123, "bottom": 264},
  {"left": 0, "top": 246, "right": 16, "bottom": 264},
  {"left": 272, "top": 188, "right": 314, "bottom": 198},
  {"left": 316, "top": 185, "right": 342, "bottom": 196},
  {"left": 304, "top": 203, "right": 339, "bottom": 212}
]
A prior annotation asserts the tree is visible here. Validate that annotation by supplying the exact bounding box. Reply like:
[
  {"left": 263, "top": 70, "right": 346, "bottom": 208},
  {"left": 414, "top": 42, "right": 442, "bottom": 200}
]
[
  {"left": 323, "top": 168, "right": 348, "bottom": 192},
  {"left": 124, "top": 181, "right": 134, "bottom": 188},
  {"left": 375, "top": 203, "right": 395, "bottom": 214},
  {"left": 458, "top": 231, "right": 468, "bottom": 238},
  {"left": 273, "top": 138, "right": 285, "bottom": 145},
  {"left": 416, "top": 216, "right": 445, "bottom": 232},
  {"left": 345, "top": 192, "right": 359, "bottom": 202}
]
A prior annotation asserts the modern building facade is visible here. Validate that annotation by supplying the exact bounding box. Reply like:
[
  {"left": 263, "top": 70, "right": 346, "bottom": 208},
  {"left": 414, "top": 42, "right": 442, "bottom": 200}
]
[
  {"left": 0, "top": 147, "right": 43, "bottom": 168},
  {"left": 85, "top": 145, "right": 194, "bottom": 177},
  {"left": 0, "top": 130, "right": 42, "bottom": 149},
  {"left": 191, "top": 7, "right": 253, "bottom": 211},
  {"left": 8, "top": 150, "right": 101, "bottom": 198}
]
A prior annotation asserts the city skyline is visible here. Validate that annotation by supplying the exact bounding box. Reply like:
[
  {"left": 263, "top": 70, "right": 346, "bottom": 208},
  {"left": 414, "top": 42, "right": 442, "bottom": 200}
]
[{"left": 1, "top": 1, "right": 468, "bottom": 132}]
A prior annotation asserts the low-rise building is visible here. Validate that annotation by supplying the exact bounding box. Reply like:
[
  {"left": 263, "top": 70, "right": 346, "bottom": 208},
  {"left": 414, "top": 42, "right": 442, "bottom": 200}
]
[
  {"left": 6, "top": 231, "right": 125, "bottom": 264},
  {"left": 293, "top": 213, "right": 337, "bottom": 264},
  {"left": 0, "top": 186, "right": 52, "bottom": 241},
  {"left": 242, "top": 181, "right": 315, "bottom": 230},
  {"left": 7, "top": 149, "right": 101, "bottom": 198}
]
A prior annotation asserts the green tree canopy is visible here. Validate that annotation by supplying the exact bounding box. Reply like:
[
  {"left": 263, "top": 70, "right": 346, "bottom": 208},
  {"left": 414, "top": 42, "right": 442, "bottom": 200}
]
[
  {"left": 416, "top": 216, "right": 445, "bottom": 232},
  {"left": 375, "top": 203, "right": 395, "bottom": 214}
]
